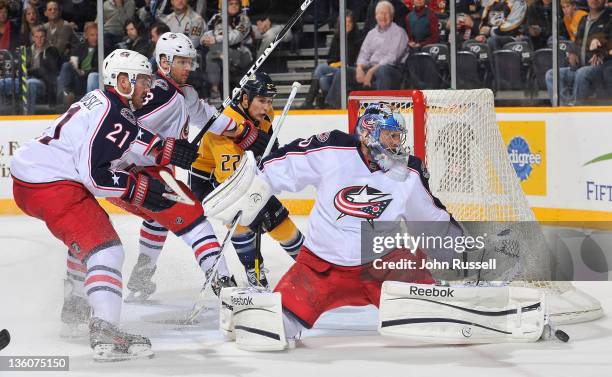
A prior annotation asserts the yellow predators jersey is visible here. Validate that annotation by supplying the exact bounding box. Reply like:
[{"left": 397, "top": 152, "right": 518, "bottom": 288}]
[{"left": 192, "top": 103, "right": 274, "bottom": 183}]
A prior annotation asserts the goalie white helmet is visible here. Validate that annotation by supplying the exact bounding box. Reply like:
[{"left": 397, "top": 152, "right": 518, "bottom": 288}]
[
  {"left": 155, "top": 32, "right": 197, "bottom": 71},
  {"left": 102, "top": 49, "right": 152, "bottom": 99}
]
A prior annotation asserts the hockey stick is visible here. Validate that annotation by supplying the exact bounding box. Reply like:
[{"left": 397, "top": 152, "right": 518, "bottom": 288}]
[
  {"left": 184, "top": 82, "right": 301, "bottom": 322},
  {"left": 183, "top": 211, "right": 242, "bottom": 324},
  {"left": 159, "top": 170, "right": 195, "bottom": 205},
  {"left": 0, "top": 329, "right": 10, "bottom": 351},
  {"left": 189, "top": 0, "right": 314, "bottom": 147},
  {"left": 254, "top": 81, "right": 302, "bottom": 283}
]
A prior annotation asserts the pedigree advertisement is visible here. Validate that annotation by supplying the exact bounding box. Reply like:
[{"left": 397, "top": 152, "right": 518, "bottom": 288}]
[{"left": 498, "top": 121, "right": 547, "bottom": 196}]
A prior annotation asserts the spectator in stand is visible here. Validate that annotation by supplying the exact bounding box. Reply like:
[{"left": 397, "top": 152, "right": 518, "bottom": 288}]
[
  {"left": 148, "top": 22, "right": 171, "bottom": 70},
  {"left": 0, "top": 26, "right": 60, "bottom": 114},
  {"left": 103, "top": 0, "right": 135, "bottom": 53},
  {"left": 403, "top": 0, "right": 447, "bottom": 14},
  {"left": 19, "top": 4, "right": 41, "bottom": 46},
  {"left": 42, "top": 1, "right": 76, "bottom": 58},
  {"left": 27, "top": 0, "right": 45, "bottom": 21},
  {"left": 405, "top": 0, "right": 440, "bottom": 51},
  {"left": 475, "top": 0, "right": 527, "bottom": 52},
  {"left": 326, "top": 1, "right": 408, "bottom": 108},
  {"left": 150, "top": 21, "right": 171, "bottom": 45},
  {"left": 161, "top": 0, "right": 207, "bottom": 48},
  {"left": 251, "top": 16, "right": 293, "bottom": 57},
  {"left": 0, "top": 0, "right": 19, "bottom": 52},
  {"left": 560, "top": 0, "right": 588, "bottom": 41},
  {"left": 57, "top": 22, "right": 99, "bottom": 108},
  {"left": 364, "top": 0, "right": 409, "bottom": 31},
  {"left": 525, "top": 0, "right": 553, "bottom": 50},
  {"left": 62, "top": 0, "right": 97, "bottom": 32},
  {"left": 545, "top": 0, "right": 610, "bottom": 104},
  {"left": 446, "top": 1, "right": 483, "bottom": 44},
  {"left": 136, "top": 0, "right": 156, "bottom": 28},
  {"left": 302, "top": 10, "right": 363, "bottom": 109},
  {"left": 120, "top": 18, "right": 152, "bottom": 57},
  {"left": 201, "top": 0, "right": 252, "bottom": 99}
]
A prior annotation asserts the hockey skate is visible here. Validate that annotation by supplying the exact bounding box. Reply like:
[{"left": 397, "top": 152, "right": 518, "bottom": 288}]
[
  {"left": 60, "top": 279, "right": 91, "bottom": 338},
  {"left": 246, "top": 266, "right": 269, "bottom": 289},
  {"left": 125, "top": 254, "right": 157, "bottom": 302},
  {"left": 210, "top": 272, "right": 237, "bottom": 297},
  {"left": 90, "top": 317, "right": 154, "bottom": 361}
]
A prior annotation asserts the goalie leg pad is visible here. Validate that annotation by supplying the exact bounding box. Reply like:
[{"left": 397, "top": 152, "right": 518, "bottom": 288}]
[
  {"left": 219, "top": 287, "right": 250, "bottom": 341},
  {"left": 202, "top": 151, "right": 272, "bottom": 226},
  {"left": 378, "top": 281, "right": 546, "bottom": 343},
  {"left": 232, "top": 288, "right": 288, "bottom": 351}
]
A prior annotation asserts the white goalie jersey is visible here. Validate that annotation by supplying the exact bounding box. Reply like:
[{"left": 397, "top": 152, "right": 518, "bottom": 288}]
[{"left": 258, "top": 130, "right": 454, "bottom": 266}]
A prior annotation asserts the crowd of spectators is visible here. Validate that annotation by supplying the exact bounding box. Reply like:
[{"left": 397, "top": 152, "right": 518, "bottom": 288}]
[{"left": 0, "top": 0, "right": 610, "bottom": 113}]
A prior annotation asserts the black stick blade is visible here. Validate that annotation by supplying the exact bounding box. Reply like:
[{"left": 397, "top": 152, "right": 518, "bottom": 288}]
[{"left": 0, "top": 329, "right": 10, "bottom": 351}]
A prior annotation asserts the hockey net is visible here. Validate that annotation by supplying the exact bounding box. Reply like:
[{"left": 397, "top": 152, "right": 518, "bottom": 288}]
[{"left": 348, "top": 89, "right": 602, "bottom": 325}]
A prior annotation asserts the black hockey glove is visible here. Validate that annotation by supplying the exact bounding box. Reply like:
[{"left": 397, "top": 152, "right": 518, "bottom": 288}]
[
  {"left": 122, "top": 172, "right": 175, "bottom": 212},
  {"left": 154, "top": 138, "right": 198, "bottom": 169},
  {"left": 233, "top": 120, "right": 270, "bottom": 158},
  {"left": 248, "top": 196, "right": 289, "bottom": 233}
]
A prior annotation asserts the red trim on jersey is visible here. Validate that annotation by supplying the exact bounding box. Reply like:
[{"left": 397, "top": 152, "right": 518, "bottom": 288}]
[
  {"left": 194, "top": 241, "right": 221, "bottom": 259},
  {"left": 67, "top": 260, "right": 87, "bottom": 273},
  {"left": 140, "top": 229, "right": 167, "bottom": 242},
  {"left": 85, "top": 274, "right": 122, "bottom": 288},
  {"left": 262, "top": 146, "right": 355, "bottom": 168},
  {"left": 222, "top": 117, "right": 234, "bottom": 134},
  {"left": 11, "top": 176, "right": 84, "bottom": 189}
]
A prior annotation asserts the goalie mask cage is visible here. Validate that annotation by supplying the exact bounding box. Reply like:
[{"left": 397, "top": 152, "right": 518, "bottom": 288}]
[{"left": 348, "top": 89, "right": 602, "bottom": 325}]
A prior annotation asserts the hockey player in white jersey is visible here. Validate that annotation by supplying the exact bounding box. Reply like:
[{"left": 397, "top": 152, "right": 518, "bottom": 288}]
[
  {"left": 206, "top": 103, "right": 549, "bottom": 349},
  {"left": 112, "top": 32, "right": 274, "bottom": 301},
  {"left": 10, "top": 49, "right": 202, "bottom": 361}
]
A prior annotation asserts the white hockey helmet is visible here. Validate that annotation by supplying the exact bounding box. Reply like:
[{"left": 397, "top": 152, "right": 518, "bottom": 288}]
[
  {"left": 102, "top": 49, "right": 152, "bottom": 95},
  {"left": 155, "top": 32, "right": 197, "bottom": 71}
]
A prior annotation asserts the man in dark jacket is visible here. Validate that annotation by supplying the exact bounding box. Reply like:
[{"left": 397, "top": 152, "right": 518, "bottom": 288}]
[
  {"left": 0, "top": 26, "right": 60, "bottom": 114},
  {"left": 57, "top": 21, "right": 99, "bottom": 107},
  {"left": 545, "top": 0, "right": 610, "bottom": 104}
]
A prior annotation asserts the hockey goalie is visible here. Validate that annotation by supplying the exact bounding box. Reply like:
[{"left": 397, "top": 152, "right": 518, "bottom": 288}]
[{"left": 203, "top": 103, "right": 564, "bottom": 351}]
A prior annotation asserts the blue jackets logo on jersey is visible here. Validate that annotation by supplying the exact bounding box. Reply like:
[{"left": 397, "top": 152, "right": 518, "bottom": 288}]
[{"left": 334, "top": 185, "right": 392, "bottom": 225}]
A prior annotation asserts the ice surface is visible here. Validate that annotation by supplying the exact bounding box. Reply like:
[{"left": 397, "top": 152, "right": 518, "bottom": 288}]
[{"left": 0, "top": 215, "right": 611, "bottom": 377}]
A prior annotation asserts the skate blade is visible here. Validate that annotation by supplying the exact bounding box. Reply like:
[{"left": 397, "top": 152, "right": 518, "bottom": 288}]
[
  {"left": 93, "top": 344, "right": 154, "bottom": 362},
  {"left": 124, "top": 291, "right": 154, "bottom": 304}
]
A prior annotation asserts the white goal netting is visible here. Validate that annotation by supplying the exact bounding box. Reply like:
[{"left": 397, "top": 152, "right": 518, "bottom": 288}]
[{"left": 348, "top": 89, "right": 602, "bottom": 324}]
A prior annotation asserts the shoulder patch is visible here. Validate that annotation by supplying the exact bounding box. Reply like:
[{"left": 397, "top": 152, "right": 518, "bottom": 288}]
[
  {"left": 154, "top": 79, "right": 168, "bottom": 91},
  {"left": 120, "top": 108, "right": 137, "bottom": 125},
  {"left": 316, "top": 132, "right": 330, "bottom": 143}
]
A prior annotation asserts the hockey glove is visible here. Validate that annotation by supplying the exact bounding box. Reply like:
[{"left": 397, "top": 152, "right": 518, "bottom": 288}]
[
  {"left": 154, "top": 138, "right": 198, "bottom": 169},
  {"left": 122, "top": 172, "right": 175, "bottom": 212},
  {"left": 233, "top": 120, "right": 270, "bottom": 158}
]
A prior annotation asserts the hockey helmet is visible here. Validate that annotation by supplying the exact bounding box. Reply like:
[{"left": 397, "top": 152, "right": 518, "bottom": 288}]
[
  {"left": 102, "top": 49, "right": 152, "bottom": 98},
  {"left": 240, "top": 72, "right": 277, "bottom": 103},
  {"left": 155, "top": 32, "right": 197, "bottom": 71},
  {"left": 357, "top": 103, "right": 409, "bottom": 171}
]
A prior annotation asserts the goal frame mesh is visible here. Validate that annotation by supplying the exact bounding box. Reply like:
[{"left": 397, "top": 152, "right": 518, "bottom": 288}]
[{"left": 347, "top": 89, "right": 603, "bottom": 324}]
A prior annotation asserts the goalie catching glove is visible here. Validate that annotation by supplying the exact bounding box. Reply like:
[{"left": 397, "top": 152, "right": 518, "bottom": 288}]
[
  {"left": 233, "top": 120, "right": 271, "bottom": 158},
  {"left": 122, "top": 171, "right": 175, "bottom": 212},
  {"left": 152, "top": 137, "right": 198, "bottom": 169}
]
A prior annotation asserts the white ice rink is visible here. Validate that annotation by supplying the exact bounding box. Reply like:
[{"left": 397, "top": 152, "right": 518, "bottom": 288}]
[{"left": 1, "top": 215, "right": 611, "bottom": 377}]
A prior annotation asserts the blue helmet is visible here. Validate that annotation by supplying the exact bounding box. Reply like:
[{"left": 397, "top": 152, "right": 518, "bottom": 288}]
[{"left": 356, "top": 103, "right": 409, "bottom": 171}]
